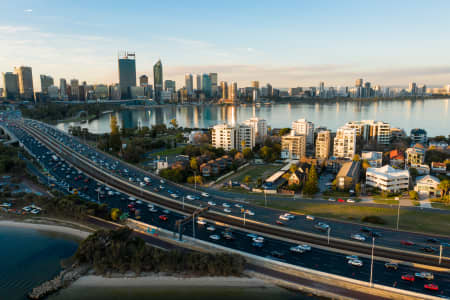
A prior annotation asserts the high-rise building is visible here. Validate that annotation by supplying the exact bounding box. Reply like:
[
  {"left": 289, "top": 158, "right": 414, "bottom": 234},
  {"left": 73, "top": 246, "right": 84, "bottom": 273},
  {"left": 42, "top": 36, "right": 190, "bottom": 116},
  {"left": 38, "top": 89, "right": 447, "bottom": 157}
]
[
  {"left": 70, "top": 79, "right": 80, "bottom": 100},
  {"left": 355, "top": 78, "right": 363, "bottom": 87},
  {"left": 40, "top": 75, "right": 54, "bottom": 94},
  {"left": 266, "top": 83, "right": 273, "bottom": 97},
  {"left": 236, "top": 124, "right": 255, "bottom": 151},
  {"left": 315, "top": 130, "right": 331, "bottom": 159},
  {"left": 333, "top": 126, "right": 356, "bottom": 159},
  {"left": 281, "top": 132, "right": 306, "bottom": 160},
  {"left": 409, "top": 82, "right": 417, "bottom": 96},
  {"left": 243, "top": 117, "right": 268, "bottom": 143},
  {"left": 345, "top": 120, "right": 391, "bottom": 145},
  {"left": 196, "top": 74, "right": 202, "bottom": 91},
  {"left": 220, "top": 81, "right": 228, "bottom": 99},
  {"left": 139, "top": 75, "right": 148, "bottom": 86},
  {"left": 153, "top": 59, "right": 163, "bottom": 101},
  {"left": 211, "top": 124, "right": 236, "bottom": 151},
  {"left": 164, "top": 80, "right": 176, "bottom": 92},
  {"left": 251, "top": 81, "right": 259, "bottom": 90},
  {"left": 201, "top": 73, "right": 211, "bottom": 97},
  {"left": 14, "top": 66, "right": 34, "bottom": 100},
  {"left": 2, "top": 72, "right": 19, "bottom": 100},
  {"left": 109, "top": 84, "right": 121, "bottom": 100},
  {"left": 185, "top": 73, "right": 193, "bottom": 95},
  {"left": 59, "top": 78, "right": 67, "bottom": 99},
  {"left": 292, "top": 118, "right": 315, "bottom": 146},
  {"left": 118, "top": 52, "right": 137, "bottom": 99},
  {"left": 229, "top": 82, "right": 238, "bottom": 102},
  {"left": 209, "top": 73, "right": 217, "bottom": 97}
]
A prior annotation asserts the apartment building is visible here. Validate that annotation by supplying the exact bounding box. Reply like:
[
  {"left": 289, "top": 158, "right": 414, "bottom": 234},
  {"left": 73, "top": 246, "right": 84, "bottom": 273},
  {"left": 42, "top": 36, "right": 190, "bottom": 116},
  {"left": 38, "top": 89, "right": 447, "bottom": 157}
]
[
  {"left": 315, "top": 130, "right": 331, "bottom": 159},
  {"left": 243, "top": 117, "right": 268, "bottom": 143},
  {"left": 333, "top": 126, "right": 356, "bottom": 159},
  {"left": 236, "top": 124, "right": 255, "bottom": 151},
  {"left": 406, "top": 144, "right": 426, "bottom": 165},
  {"left": 361, "top": 151, "right": 383, "bottom": 167},
  {"left": 281, "top": 132, "right": 306, "bottom": 160},
  {"left": 211, "top": 124, "right": 254, "bottom": 152},
  {"left": 366, "top": 165, "right": 410, "bottom": 192},
  {"left": 345, "top": 120, "right": 391, "bottom": 145},
  {"left": 292, "top": 118, "right": 314, "bottom": 146}
]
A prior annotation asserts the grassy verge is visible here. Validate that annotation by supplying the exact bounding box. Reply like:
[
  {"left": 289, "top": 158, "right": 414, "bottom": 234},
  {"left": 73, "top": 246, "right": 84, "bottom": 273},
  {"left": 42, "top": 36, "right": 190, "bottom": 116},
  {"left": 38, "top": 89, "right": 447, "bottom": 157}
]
[
  {"left": 219, "top": 164, "right": 281, "bottom": 185},
  {"left": 431, "top": 202, "right": 450, "bottom": 210},
  {"left": 149, "top": 147, "right": 185, "bottom": 157},
  {"left": 249, "top": 198, "right": 450, "bottom": 236},
  {"left": 373, "top": 199, "right": 400, "bottom": 205}
]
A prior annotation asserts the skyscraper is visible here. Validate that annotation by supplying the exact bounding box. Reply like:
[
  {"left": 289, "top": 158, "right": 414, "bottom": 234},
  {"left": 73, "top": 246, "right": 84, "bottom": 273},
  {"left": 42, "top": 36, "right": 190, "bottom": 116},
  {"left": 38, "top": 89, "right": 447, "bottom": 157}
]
[
  {"left": 70, "top": 79, "right": 79, "bottom": 100},
  {"left": 60, "top": 78, "right": 67, "bottom": 99},
  {"left": 209, "top": 73, "right": 218, "bottom": 97},
  {"left": 185, "top": 73, "right": 193, "bottom": 95},
  {"left": 118, "top": 52, "right": 136, "bottom": 99},
  {"left": 2, "top": 72, "right": 19, "bottom": 100},
  {"left": 196, "top": 74, "right": 202, "bottom": 91},
  {"left": 229, "top": 82, "right": 238, "bottom": 103},
  {"left": 355, "top": 78, "right": 363, "bottom": 87},
  {"left": 14, "top": 66, "right": 34, "bottom": 100},
  {"left": 40, "top": 75, "right": 54, "bottom": 94},
  {"left": 202, "top": 73, "right": 211, "bottom": 97},
  {"left": 251, "top": 81, "right": 259, "bottom": 89},
  {"left": 164, "top": 80, "right": 176, "bottom": 92},
  {"left": 153, "top": 59, "right": 163, "bottom": 101},
  {"left": 139, "top": 75, "right": 148, "bottom": 86},
  {"left": 292, "top": 118, "right": 315, "bottom": 146},
  {"left": 220, "top": 81, "right": 228, "bottom": 99}
]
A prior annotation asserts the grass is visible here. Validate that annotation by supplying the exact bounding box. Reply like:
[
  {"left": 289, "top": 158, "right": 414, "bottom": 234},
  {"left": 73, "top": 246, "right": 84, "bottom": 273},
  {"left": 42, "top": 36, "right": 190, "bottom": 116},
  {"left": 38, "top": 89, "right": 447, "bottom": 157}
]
[
  {"left": 412, "top": 201, "right": 421, "bottom": 207},
  {"left": 430, "top": 202, "right": 450, "bottom": 210},
  {"left": 248, "top": 198, "right": 450, "bottom": 236},
  {"left": 373, "top": 199, "right": 400, "bottom": 205},
  {"left": 219, "top": 164, "right": 281, "bottom": 185},
  {"left": 149, "top": 147, "right": 185, "bottom": 157}
]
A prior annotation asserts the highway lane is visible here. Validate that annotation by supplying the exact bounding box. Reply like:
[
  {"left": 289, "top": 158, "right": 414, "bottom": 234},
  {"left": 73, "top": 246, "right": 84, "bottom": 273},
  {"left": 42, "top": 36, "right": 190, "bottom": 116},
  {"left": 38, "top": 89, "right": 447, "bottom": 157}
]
[
  {"left": 3, "top": 120, "right": 450, "bottom": 298},
  {"left": 23, "top": 118, "right": 450, "bottom": 258}
]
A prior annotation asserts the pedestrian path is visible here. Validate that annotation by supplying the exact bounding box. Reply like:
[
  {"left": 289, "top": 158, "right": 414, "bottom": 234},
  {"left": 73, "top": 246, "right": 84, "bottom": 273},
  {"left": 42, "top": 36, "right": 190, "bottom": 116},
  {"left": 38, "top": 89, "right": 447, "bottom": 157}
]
[{"left": 420, "top": 199, "right": 432, "bottom": 208}]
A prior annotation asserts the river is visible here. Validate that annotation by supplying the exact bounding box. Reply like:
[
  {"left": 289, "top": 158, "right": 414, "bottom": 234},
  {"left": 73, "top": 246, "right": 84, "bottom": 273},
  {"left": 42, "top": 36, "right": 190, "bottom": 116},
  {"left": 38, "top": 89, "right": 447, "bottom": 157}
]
[{"left": 56, "top": 99, "right": 450, "bottom": 136}]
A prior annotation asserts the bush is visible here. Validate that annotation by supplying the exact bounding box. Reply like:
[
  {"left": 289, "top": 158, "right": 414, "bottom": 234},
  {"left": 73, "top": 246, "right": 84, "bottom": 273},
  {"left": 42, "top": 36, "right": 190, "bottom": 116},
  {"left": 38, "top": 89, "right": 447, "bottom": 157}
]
[{"left": 361, "top": 215, "right": 387, "bottom": 225}]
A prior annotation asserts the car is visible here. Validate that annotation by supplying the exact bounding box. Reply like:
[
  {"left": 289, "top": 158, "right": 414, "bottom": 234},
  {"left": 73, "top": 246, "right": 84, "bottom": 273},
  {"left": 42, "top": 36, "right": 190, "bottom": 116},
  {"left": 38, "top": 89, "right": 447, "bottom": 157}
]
[
  {"left": 276, "top": 220, "right": 285, "bottom": 226},
  {"left": 270, "top": 251, "right": 285, "bottom": 258},
  {"left": 162, "top": 209, "right": 170, "bottom": 214},
  {"left": 426, "top": 238, "right": 440, "bottom": 244},
  {"left": 245, "top": 210, "right": 255, "bottom": 216},
  {"left": 224, "top": 208, "right": 231, "bottom": 213},
  {"left": 401, "top": 274, "right": 415, "bottom": 282},
  {"left": 361, "top": 227, "right": 372, "bottom": 233},
  {"left": 209, "top": 235, "right": 220, "bottom": 241},
  {"left": 222, "top": 203, "right": 230, "bottom": 208},
  {"left": 207, "top": 201, "right": 216, "bottom": 206},
  {"left": 282, "top": 213, "right": 295, "bottom": 220},
  {"left": 338, "top": 198, "right": 345, "bottom": 203},
  {"left": 186, "top": 195, "right": 196, "bottom": 200},
  {"left": 421, "top": 246, "right": 437, "bottom": 253},
  {"left": 197, "top": 219, "right": 206, "bottom": 225},
  {"left": 297, "top": 244, "right": 311, "bottom": 251},
  {"left": 279, "top": 215, "right": 289, "bottom": 221},
  {"left": 206, "top": 225, "right": 216, "bottom": 231},
  {"left": 351, "top": 234, "right": 366, "bottom": 241},
  {"left": 221, "top": 231, "right": 234, "bottom": 240},
  {"left": 170, "top": 193, "right": 180, "bottom": 198},
  {"left": 306, "top": 215, "right": 315, "bottom": 221},
  {"left": 147, "top": 204, "right": 154, "bottom": 208},
  {"left": 139, "top": 182, "right": 146, "bottom": 187},
  {"left": 201, "top": 192, "right": 210, "bottom": 197},
  {"left": 415, "top": 272, "right": 434, "bottom": 280},
  {"left": 136, "top": 200, "right": 143, "bottom": 204},
  {"left": 252, "top": 236, "right": 264, "bottom": 243},
  {"left": 346, "top": 255, "right": 359, "bottom": 260},
  {"left": 328, "top": 198, "right": 336, "bottom": 202},
  {"left": 385, "top": 262, "right": 399, "bottom": 270},
  {"left": 252, "top": 241, "right": 263, "bottom": 248},
  {"left": 346, "top": 198, "right": 355, "bottom": 203},
  {"left": 290, "top": 245, "right": 305, "bottom": 253},
  {"left": 160, "top": 179, "right": 165, "bottom": 184},
  {"left": 30, "top": 209, "right": 41, "bottom": 214},
  {"left": 127, "top": 204, "right": 134, "bottom": 208},
  {"left": 247, "top": 233, "right": 258, "bottom": 239},
  {"left": 234, "top": 203, "right": 243, "bottom": 208},
  {"left": 149, "top": 208, "right": 158, "bottom": 213},
  {"left": 348, "top": 259, "right": 363, "bottom": 267},
  {"left": 314, "top": 222, "right": 330, "bottom": 231},
  {"left": 401, "top": 240, "right": 414, "bottom": 246},
  {"left": 424, "top": 283, "right": 439, "bottom": 291},
  {"left": 370, "top": 231, "right": 382, "bottom": 238}
]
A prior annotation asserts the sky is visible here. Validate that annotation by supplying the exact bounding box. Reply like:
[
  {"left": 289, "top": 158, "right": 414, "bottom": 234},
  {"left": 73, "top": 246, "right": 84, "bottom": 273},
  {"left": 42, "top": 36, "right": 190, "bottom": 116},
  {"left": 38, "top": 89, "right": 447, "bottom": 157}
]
[{"left": 1, "top": 0, "right": 450, "bottom": 90}]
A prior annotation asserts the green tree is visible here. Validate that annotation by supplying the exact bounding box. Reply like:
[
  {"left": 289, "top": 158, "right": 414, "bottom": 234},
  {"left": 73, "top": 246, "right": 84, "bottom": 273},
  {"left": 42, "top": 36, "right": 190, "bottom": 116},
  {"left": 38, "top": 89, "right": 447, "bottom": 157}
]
[
  {"left": 303, "top": 165, "right": 319, "bottom": 195},
  {"left": 242, "top": 147, "right": 253, "bottom": 160},
  {"left": 110, "top": 208, "right": 121, "bottom": 221},
  {"left": 278, "top": 128, "right": 291, "bottom": 136},
  {"left": 259, "top": 146, "right": 272, "bottom": 162},
  {"left": 409, "top": 190, "right": 419, "bottom": 200},
  {"left": 243, "top": 175, "right": 252, "bottom": 185},
  {"left": 190, "top": 157, "right": 199, "bottom": 171},
  {"left": 438, "top": 179, "right": 450, "bottom": 202},
  {"left": 409, "top": 167, "right": 418, "bottom": 179}
]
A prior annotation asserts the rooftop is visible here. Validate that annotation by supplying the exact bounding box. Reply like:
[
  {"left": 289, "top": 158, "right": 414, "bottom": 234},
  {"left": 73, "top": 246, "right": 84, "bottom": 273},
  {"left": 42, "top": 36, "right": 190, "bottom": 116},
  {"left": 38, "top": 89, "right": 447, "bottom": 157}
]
[{"left": 367, "top": 165, "right": 409, "bottom": 179}]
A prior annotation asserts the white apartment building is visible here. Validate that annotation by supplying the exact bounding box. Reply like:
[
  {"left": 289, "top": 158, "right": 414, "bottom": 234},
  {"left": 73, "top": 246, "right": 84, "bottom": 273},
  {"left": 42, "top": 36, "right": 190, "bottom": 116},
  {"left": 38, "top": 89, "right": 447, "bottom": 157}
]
[
  {"left": 366, "top": 165, "right": 410, "bottom": 192},
  {"left": 361, "top": 151, "right": 383, "bottom": 167},
  {"left": 345, "top": 120, "right": 391, "bottom": 145},
  {"left": 333, "top": 126, "right": 356, "bottom": 159},
  {"left": 315, "top": 130, "right": 331, "bottom": 159},
  {"left": 292, "top": 118, "right": 314, "bottom": 146},
  {"left": 281, "top": 132, "right": 306, "bottom": 160},
  {"left": 211, "top": 124, "right": 254, "bottom": 152},
  {"left": 243, "top": 117, "right": 268, "bottom": 142}
]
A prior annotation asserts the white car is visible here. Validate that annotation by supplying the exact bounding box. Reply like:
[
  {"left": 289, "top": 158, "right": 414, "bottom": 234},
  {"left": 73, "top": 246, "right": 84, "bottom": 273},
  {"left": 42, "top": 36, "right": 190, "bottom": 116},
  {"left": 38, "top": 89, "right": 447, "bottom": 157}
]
[
  {"left": 186, "top": 195, "right": 196, "bottom": 200},
  {"left": 197, "top": 219, "right": 206, "bottom": 225},
  {"left": 245, "top": 210, "right": 255, "bottom": 216},
  {"left": 252, "top": 236, "right": 264, "bottom": 243},
  {"left": 136, "top": 200, "right": 143, "bottom": 204},
  {"left": 414, "top": 272, "right": 434, "bottom": 280},
  {"left": 224, "top": 208, "right": 231, "bottom": 213},
  {"left": 206, "top": 226, "right": 216, "bottom": 231},
  {"left": 160, "top": 179, "right": 165, "bottom": 184},
  {"left": 129, "top": 197, "right": 136, "bottom": 201},
  {"left": 234, "top": 203, "right": 243, "bottom": 208},
  {"left": 348, "top": 259, "right": 363, "bottom": 267},
  {"left": 201, "top": 192, "right": 210, "bottom": 197},
  {"left": 170, "top": 193, "right": 180, "bottom": 198},
  {"left": 162, "top": 209, "right": 170, "bottom": 214},
  {"left": 147, "top": 204, "right": 154, "bottom": 208},
  {"left": 351, "top": 234, "right": 366, "bottom": 241},
  {"left": 207, "top": 201, "right": 216, "bottom": 206},
  {"left": 23, "top": 206, "right": 32, "bottom": 212},
  {"left": 149, "top": 208, "right": 158, "bottom": 213},
  {"left": 247, "top": 233, "right": 258, "bottom": 239},
  {"left": 297, "top": 244, "right": 311, "bottom": 251},
  {"left": 346, "top": 255, "right": 359, "bottom": 261},
  {"left": 30, "top": 209, "right": 41, "bottom": 214},
  {"left": 222, "top": 203, "right": 230, "bottom": 208},
  {"left": 306, "top": 215, "right": 315, "bottom": 221},
  {"left": 279, "top": 215, "right": 289, "bottom": 221},
  {"left": 290, "top": 245, "right": 305, "bottom": 253},
  {"left": 209, "top": 235, "right": 220, "bottom": 241},
  {"left": 139, "top": 182, "right": 146, "bottom": 187},
  {"left": 347, "top": 199, "right": 355, "bottom": 203}
]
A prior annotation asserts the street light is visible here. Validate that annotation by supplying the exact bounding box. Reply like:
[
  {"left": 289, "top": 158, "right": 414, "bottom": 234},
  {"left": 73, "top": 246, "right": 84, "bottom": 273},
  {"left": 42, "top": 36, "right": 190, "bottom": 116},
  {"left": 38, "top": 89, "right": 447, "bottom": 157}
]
[
  {"left": 396, "top": 197, "right": 400, "bottom": 231},
  {"left": 370, "top": 237, "right": 375, "bottom": 287},
  {"left": 264, "top": 190, "right": 267, "bottom": 207},
  {"left": 439, "top": 243, "right": 449, "bottom": 265},
  {"left": 194, "top": 171, "right": 197, "bottom": 191},
  {"left": 182, "top": 196, "right": 185, "bottom": 210},
  {"left": 327, "top": 227, "right": 331, "bottom": 245}
]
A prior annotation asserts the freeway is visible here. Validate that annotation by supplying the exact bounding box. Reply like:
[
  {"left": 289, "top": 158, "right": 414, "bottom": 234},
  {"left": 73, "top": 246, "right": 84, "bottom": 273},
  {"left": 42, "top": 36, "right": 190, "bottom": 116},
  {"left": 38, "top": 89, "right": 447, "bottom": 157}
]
[
  {"left": 20, "top": 118, "right": 450, "bottom": 260},
  {"left": 1, "top": 115, "right": 450, "bottom": 297}
]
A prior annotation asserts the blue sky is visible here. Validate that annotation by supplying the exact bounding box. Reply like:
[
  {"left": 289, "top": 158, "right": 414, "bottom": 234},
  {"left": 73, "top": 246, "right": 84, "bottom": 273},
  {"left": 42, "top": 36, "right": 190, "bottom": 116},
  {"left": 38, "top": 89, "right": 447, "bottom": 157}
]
[{"left": 1, "top": 0, "right": 450, "bottom": 90}]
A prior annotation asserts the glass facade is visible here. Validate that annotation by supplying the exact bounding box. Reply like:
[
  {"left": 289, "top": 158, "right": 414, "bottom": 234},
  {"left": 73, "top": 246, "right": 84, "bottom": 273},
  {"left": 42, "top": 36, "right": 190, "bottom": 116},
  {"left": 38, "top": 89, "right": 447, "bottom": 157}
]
[
  {"left": 118, "top": 55, "right": 136, "bottom": 99},
  {"left": 153, "top": 60, "right": 163, "bottom": 101}
]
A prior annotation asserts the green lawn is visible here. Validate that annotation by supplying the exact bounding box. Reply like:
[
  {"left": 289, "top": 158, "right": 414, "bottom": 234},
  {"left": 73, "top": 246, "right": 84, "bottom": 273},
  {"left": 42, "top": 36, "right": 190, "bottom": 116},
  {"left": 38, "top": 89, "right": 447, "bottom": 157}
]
[
  {"left": 150, "top": 147, "right": 185, "bottom": 157},
  {"left": 220, "top": 164, "right": 281, "bottom": 185},
  {"left": 431, "top": 202, "right": 450, "bottom": 210},
  {"left": 373, "top": 199, "right": 400, "bottom": 205},
  {"left": 248, "top": 198, "right": 450, "bottom": 236}
]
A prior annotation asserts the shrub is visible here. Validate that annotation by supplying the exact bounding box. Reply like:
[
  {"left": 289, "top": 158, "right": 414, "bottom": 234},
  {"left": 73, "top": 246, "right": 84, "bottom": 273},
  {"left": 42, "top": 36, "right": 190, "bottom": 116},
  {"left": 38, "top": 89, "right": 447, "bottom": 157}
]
[{"left": 361, "top": 215, "right": 387, "bottom": 225}]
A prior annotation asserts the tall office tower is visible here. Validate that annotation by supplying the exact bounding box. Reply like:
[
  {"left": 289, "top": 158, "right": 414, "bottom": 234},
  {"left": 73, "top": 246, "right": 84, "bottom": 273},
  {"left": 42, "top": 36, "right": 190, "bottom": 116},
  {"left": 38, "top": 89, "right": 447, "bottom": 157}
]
[
  {"left": 243, "top": 117, "right": 268, "bottom": 143},
  {"left": 229, "top": 82, "right": 238, "bottom": 102},
  {"left": 14, "top": 66, "right": 34, "bottom": 100},
  {"left": 139, "top": 75, "right": 148, "bottom": 86},
  {"left": 266, "top": 83, "right": 273, "bottom": 97},
  {"left": 251, "top": 81, "right": 259, "bottom": 90},
  {"left": 59, "top": 78, "right": 67, "bottom": 99},
  {"left": 220, "top": 81, "right": 228, "bottom": 99},
  {"left": 281, "top": 132, "right": 307, "bottom": 160},
  {"left": 209, "top": 73, "right": 218, "bottom": 97},
  {"left": 315, "top": 130, "right": 331, "bottom": 159},
  {"left": 355, "top": 78, "right": 363, "bottom": 87},
  {"left": 118, "top": 52, "right": 136, "bottom": 99},
  {"left": 153, "top": 59, "right": 163, "bottom": 101},
  {"left": 292, "top": 118, "right": 315, "bottom": 146},
  {"left": 409, "top": 82, "right": 417, "bottom": 95},
  {"left": 70, "top": 79, "right": 80, "bottom": 100},
  {"left": 196, "top": 74, "right": 202, "bottom": 91},
  {"left": 333, "top": 126, "right": 356, "bottom": 159},
  {"left": 202, "top": 73, "right": 211, "bottom": 97},
  {"left": 40, "top": 75, "right": 54, "bottom": 94},
  {"left": 2, "top": 72, "right": 19, "bottom": 100},
  {"left": 164, "top": 80, "right": 176, "bottom": 92},
  {"left": 185, "top": 73, "right": 193, "bottom": 95}
]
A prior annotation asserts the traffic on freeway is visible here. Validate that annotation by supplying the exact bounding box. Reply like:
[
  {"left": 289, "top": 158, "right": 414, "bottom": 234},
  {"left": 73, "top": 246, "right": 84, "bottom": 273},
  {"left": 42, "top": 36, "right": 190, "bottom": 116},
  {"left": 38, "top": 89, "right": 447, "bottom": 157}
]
[
  {"left": 1, "top": 116, "right": 449, "bottom": 297},
  {"left": 19, "top": 118, "right": 450, "bottom": 258}
]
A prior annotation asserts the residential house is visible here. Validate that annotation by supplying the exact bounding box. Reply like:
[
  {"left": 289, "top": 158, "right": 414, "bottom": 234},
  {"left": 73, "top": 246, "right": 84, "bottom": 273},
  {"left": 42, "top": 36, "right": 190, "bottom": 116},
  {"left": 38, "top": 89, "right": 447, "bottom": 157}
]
[
  {"left": 389, "top": 149, "right": 405, "bottom": 168},
  {"left": 410, "top": 163, "right": 430, "bottom": 175},
  {"left": 200, "top": 163, "right": 212, "bottom": 177},
  {"left": 406, "top": 144, "right": 426, "bottom": 165},
  {"left": 335, "top": 161, "right": 361, "bottom": 190},
  {"left": 431, "top": 162, "right": 447, "bottom": 174},
  {"left": 288, "top": 169, "right": 307, "bottom": 186},
  {"left": 414, "top": 175, "right": 441, "bottom": 197}
]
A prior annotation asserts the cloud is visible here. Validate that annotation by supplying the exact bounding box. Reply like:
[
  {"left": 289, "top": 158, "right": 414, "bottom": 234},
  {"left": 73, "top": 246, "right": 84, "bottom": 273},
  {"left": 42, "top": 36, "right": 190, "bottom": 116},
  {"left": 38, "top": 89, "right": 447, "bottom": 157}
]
[{"left": 24, "top": 9, "right": 33, "bottom": 13}]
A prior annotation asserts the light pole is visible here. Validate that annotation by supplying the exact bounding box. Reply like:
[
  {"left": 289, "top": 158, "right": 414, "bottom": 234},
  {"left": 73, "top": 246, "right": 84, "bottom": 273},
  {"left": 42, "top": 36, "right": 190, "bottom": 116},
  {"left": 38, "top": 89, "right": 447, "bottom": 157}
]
[
  {"left": 439, "top": 243, "right": 449, "bottom": 265},
  {"left": 370, "top": 237, "right": 375, "bottom": 287},
  {"left": 194, "top": 171, "right": 197, "bottom": 191},
  {"left": 264, "top": 190, "right": 267, "bottom": 207},
  {"left": 327, "top": 227, "right": 331, "bottom": 245},
  {"left": 396, "top": 198, "right": 400, "bottom": 230},
  {"left": 192, "top": 215, "right": 196, "bottom": 239},
  {"left": 182, "top": 196, "right": 185, "bottom": 210},
  {"left": 243, "top": 211, "right": 246, "bottom": 225}
]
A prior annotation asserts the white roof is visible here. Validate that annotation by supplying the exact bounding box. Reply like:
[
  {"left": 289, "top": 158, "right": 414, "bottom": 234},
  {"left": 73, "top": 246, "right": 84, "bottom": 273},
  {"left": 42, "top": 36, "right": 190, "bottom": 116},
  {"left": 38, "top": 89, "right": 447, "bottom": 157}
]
[
  {"left": 367, "top": 165, "right": 409, "bottom": 179},
  {"left": 265, "top": 171, "right": 285, "bottom": 183},
  {"left": 416, "top": 175, "right": 440, "bottom": 184}
]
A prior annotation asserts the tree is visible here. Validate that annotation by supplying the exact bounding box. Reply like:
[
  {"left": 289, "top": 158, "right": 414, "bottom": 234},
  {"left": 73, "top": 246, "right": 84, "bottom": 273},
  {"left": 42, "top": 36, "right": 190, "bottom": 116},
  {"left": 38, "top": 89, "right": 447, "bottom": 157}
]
[
  {"left": 409, "top": 167, "right": 418, "bottom": 179},
  {"left": 355, "top": 183, "right": 361, "bottom": 194},
  {"left": 278, "top": 128, "right": 291, "bottom": 136},
  {"left": 170, "top": 118, "right": 178, "bottom": 128},
  {"left": 409, "top": 190, "right": 419, "bottom": 200},
  {"left": 190, "top": 157, "right": 199, "bottom": 171},
  {"left": 259, "top": 146, "right": 272, "bottom": 162},
  {"left": 187, "top": 175, "right": 203, "bottom": 185},
  {"left": 241, "top": 140, "right": 246, "bottom": 151},
  {"left": 110, "top": 115, "right": 119, "bottom": 135},
  {"left": 303, "top": 164, "right": 319, "bottom": 195},
  {"left": 361, "top": 159, "right": 371, "bottom": 170},
  {"left": 242, "top": 147, "right": 253, "bottom": 160},
  {"left": 289, "top": 164, "right": 297, "bottom": 173},
  {"left": 243, "top": 175, "right": 252, "bottom": 185},
  {"left": 438, "top": 179, "right": 450, "bottom": 202},
  {"left": 353, "top": 154, "right": 361, "bottom": 161},
  {"left": 110, "top": 208, "right": 121, "bottom": 221}
]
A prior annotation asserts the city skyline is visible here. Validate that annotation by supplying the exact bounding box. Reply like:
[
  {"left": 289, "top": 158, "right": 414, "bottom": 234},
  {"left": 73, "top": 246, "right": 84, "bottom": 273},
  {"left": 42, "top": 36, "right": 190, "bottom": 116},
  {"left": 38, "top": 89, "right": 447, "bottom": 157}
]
[{"left": 2, "top": 1, "right": 450, "bottom": 89}]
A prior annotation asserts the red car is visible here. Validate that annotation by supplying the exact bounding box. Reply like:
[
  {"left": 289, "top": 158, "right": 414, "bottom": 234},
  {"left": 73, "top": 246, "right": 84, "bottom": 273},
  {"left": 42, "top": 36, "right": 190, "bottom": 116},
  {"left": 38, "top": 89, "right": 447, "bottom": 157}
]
[
  {"left": 401, "top": 274, "right": 415, "bottom": 282},
  {"left": 424, "top": 284, "right": 439, "bottom": 291},
  {"left": 159, "top": 215, "right": 168, "bottom": 221},
  {"left": 127, "top": 204, "right": 134, "bottom": 208},
  {"left": 276, "top": 220, "right": 285, "bottom": 226},
  {"left": 338, "top": 198, "right": 345, "bottom": 203},
  {"left": 401, "top": 240, "right": 414, "bottom": 246}
]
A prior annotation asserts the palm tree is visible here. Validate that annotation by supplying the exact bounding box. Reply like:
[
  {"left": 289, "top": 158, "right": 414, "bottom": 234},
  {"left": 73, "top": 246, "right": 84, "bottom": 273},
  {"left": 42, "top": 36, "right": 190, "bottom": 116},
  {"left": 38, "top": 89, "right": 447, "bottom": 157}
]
[{"left": 438, "top": 179, "right": 450, "bottom": 203}]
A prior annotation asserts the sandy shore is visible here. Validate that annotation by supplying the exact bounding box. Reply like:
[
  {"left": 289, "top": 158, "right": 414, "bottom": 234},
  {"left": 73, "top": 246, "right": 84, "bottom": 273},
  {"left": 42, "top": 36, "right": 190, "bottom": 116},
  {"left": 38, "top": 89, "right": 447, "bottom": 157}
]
[
  {"left": 0, "top": 220, "right": 91, "bottom": 239},
  {"left": 73, "top": 274, "right": 272, "bottom": 288}
]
